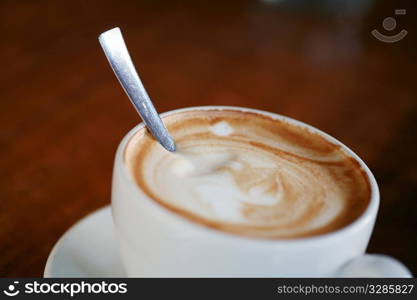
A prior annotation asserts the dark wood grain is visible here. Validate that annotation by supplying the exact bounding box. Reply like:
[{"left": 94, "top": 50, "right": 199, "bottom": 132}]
[{"left": 1, "top": 0, "right": 416, "bottom": 277}]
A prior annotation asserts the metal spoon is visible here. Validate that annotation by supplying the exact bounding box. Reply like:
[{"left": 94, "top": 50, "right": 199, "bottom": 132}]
[{"left": 98, "top": 27, "right": 176, "bottom": 152}]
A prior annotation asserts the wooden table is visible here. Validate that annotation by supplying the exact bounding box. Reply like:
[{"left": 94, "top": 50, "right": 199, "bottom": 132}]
[{"left": 1, "top": 0, "right": 416, "bottom": 277}]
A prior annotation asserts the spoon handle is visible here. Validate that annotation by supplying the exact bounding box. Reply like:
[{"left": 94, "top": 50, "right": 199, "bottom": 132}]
[{"left": 99, "top": 27, "right": 176, "bottom": 152}]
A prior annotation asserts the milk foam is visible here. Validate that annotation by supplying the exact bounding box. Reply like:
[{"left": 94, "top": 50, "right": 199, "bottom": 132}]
[{"left": 125, "top": 109, "right": 370, "bottom": 238}]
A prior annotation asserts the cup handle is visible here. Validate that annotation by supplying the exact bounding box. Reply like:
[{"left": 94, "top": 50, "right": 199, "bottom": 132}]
[{"left": 334, "top": 254, "right": 412, "bottom": 277}]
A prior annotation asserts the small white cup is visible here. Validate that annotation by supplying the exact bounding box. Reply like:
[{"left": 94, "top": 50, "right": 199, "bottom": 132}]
[{"left": 111, "top": 106, "right": 412, "bottom": 277}]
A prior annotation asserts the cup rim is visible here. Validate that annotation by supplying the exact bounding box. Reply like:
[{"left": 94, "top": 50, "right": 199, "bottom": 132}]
[{"left": 115, "top": 105, "right": 379, "bottom": 245}]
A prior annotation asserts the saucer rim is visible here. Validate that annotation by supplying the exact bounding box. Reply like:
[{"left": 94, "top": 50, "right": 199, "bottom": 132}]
[{"left": 43, "top": 205, "right": 111, "bottom": 278}]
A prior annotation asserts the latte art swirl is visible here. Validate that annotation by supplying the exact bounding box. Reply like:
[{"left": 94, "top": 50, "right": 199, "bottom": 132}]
[{"left": 125, "top": 109, "right": 370, "bottom": 238}]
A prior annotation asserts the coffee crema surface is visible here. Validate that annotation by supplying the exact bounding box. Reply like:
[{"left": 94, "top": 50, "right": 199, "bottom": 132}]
[{"left": 125, "top": 109, "right": 371, "bottom": 239}]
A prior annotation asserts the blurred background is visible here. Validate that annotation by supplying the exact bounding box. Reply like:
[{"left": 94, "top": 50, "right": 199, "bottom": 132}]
[{"left": 1, "top": 0, "right": 416, "bottom": 276}]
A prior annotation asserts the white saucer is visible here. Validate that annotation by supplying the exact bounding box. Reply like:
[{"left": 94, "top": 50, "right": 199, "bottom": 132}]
[
  {"left": 44, "top": 205, "right": 126, "bottom": 277},
  {"left": 45, "top": 206, "right": 412, "bottom": 278}
]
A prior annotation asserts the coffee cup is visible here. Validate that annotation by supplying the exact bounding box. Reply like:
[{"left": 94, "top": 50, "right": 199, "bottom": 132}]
[{"left": 111, "top": 106, "right": 411, "bottom": 277}]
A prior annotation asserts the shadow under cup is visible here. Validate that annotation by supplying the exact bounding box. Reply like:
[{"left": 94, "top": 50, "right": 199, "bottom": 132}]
[{"left": 111, "top": 106, "right": 380, "bottom": 277}]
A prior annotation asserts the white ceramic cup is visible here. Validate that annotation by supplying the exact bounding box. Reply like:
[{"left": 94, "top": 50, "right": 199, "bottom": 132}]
[{"left": 111, "top": 106, "right": 412, "bottom": 277}]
